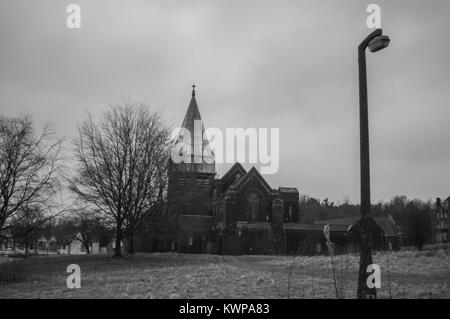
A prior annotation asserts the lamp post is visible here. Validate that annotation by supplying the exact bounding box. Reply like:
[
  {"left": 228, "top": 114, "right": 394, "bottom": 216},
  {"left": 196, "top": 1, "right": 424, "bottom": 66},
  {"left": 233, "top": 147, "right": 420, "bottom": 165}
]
[{"left": 357, "top": 28, "right": 390, "bottom": 299}]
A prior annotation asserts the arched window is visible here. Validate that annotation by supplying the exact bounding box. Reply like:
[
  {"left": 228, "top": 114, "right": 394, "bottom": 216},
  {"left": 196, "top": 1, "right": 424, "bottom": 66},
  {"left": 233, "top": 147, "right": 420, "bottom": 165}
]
[
  {"left": 247, "top": 192, "right": 260, "bottom": 221},
  {"left": 284, "top": 205, "right": 292, "bottom": 222}
]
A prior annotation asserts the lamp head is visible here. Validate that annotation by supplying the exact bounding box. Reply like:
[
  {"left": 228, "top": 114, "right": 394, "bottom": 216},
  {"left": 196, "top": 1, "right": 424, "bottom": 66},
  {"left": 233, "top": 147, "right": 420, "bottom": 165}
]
[{"left": 368, "top": 35, "right": 390, "bottom": 53}]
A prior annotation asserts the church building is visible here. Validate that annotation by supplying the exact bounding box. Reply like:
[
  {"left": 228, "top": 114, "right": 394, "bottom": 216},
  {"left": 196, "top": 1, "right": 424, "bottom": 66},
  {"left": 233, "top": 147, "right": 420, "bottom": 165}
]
[
  {"left": 134, "top": 86, "right": 403, "bottom": 256},
  {"left": 138, "top": 86, "right": 301, "bottom": 255}
]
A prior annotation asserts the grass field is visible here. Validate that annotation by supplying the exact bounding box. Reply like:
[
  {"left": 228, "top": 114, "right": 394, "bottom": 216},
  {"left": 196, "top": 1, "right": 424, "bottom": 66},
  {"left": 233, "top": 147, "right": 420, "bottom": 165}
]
[{"left": 0, "top": 249, "right": 449, "bottom": 299}]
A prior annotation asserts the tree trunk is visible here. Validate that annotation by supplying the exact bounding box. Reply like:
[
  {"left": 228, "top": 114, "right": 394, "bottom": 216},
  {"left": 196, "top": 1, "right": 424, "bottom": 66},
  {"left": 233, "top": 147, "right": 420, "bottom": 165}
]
[
  {"left": 128, "top": 234, "right": 135, "bottom": 254},
  {"left": 82, "top": 235, "right": 90, "bottom": 254},
  {"left": 113, "top": 227, "right": 122, "bottom": 258},
  {"left": 84, "top": 243, "right": 90, "bottom": 254}
]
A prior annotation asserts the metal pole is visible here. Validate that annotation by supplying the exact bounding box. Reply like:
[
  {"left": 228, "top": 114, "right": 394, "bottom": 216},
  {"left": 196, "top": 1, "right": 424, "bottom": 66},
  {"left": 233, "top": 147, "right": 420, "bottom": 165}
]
[
  {"left": 359, "top": 45, "right": 371, "bottom": 219},
  {"left": 356, "top": 28, "right": 382, "bottom": 299}
]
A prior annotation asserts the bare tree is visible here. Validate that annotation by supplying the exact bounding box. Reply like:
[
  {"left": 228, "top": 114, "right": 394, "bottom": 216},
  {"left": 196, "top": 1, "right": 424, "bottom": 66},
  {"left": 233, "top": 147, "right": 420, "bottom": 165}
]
[
  {"left": 69, "top": 102, "right": 172, "bottom": 258},
  {"left": 63, "top": 203, "right": 105, "bottom": 254},
  {"left": 0, "top": 115, "right": 62, "bottom": 233},
  {"left": 10, "top": 206, "right": 47, "bottom": 256},
  {"left": 405, "top": 200, "right": 432, "bottom": 250}
]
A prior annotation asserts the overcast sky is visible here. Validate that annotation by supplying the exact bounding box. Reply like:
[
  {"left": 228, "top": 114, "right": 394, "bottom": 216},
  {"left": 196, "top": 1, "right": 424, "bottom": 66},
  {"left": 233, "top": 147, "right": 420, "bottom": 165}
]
[{"left": 1, "top": 0, "right": 449, "bottom": 204}]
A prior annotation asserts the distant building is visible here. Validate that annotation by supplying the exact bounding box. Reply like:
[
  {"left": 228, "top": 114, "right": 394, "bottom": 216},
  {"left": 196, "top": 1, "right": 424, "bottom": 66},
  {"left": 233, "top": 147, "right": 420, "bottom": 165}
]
[
  {"left": 316, "top": 215, "right": 402, "bottom": 253},
  {"left": 432, "top": 197, "right": 449, "bottom": 244},
  {"left": 0, "top": 232, "right": 104, "bottom": 256},
  {"left": 57, "top": 233, "right": 102, "bottom": 255},
  {"left": 0, "top": 232, "right": 14, "bottom": 253}
]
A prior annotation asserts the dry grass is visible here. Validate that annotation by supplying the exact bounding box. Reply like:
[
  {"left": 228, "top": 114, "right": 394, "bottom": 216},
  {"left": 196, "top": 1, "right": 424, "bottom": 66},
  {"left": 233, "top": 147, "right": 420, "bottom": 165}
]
[{"left": 0, "top": 250, "right": 449, "bottom": 299}]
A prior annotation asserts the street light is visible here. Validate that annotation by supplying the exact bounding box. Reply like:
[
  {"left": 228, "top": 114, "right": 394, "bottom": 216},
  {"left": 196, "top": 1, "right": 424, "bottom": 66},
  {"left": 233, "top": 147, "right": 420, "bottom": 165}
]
[
  {"left": 357, "top": 28, "right": 390, "bottom": 299},
  {"left": 368, "top": 35, "right": 390, "bottom": 53}
]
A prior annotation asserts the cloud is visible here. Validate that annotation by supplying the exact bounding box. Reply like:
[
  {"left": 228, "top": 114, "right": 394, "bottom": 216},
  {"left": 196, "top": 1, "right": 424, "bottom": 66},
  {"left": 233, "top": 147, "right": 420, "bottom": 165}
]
[{"left": 0, "top": 0, "right": 449, "bottom": 203}]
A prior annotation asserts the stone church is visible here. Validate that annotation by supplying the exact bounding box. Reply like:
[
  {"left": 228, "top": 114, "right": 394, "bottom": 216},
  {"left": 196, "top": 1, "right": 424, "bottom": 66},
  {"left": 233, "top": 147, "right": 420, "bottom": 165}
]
[
  {"left": 134, "top": 87, "right": 403, "bottom": 255},
  {"left": 136, "top": 86, "right": 301, "bottom": 255}
]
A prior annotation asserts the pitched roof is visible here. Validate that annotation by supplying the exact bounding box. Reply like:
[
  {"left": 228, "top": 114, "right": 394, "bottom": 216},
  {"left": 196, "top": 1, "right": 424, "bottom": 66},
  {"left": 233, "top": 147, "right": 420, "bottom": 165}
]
[
  {"left": 373, "top": 217, "right": 399, "bottom": 237},
  {"left": 230, "top": 166, "right": 273, "bottom": 194},
  {"left": 315, "top": 216, "right": 400, "bottom": 237},
  {"left": 220, "top": 162, "right": 247, "bottom": 182}
]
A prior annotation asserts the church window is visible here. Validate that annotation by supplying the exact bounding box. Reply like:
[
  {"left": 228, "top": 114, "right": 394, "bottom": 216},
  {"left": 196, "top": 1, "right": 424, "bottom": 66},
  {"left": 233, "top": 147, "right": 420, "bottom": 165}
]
[{"left": 247, "top": 192, "right": 260, "bottom": 221}]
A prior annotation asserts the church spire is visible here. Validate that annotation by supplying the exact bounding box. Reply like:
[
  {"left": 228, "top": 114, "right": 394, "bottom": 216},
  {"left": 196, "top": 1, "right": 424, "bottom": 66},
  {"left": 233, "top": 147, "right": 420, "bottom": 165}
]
[
  {"left": 175, "top": 85, "right": 215, "bottom": 173},
  {"left": 181, "top": 84, "right": 202, "bottom": 132}
]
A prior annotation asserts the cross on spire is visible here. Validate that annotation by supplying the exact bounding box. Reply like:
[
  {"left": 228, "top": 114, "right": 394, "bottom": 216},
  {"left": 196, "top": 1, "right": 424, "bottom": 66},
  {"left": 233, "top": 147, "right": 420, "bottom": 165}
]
[{"left": 192, "top": 83, "right": 196, "bottom": 97}]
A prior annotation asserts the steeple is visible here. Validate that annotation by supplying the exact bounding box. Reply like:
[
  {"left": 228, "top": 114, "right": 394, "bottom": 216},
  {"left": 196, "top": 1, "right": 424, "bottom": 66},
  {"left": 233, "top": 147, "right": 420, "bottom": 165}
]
[
  {"left": 181, "top": 83, "right": 202, "bottom": 134},
  {"left": 175, "top": 85, "right": 215, "bottom": 173}
]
